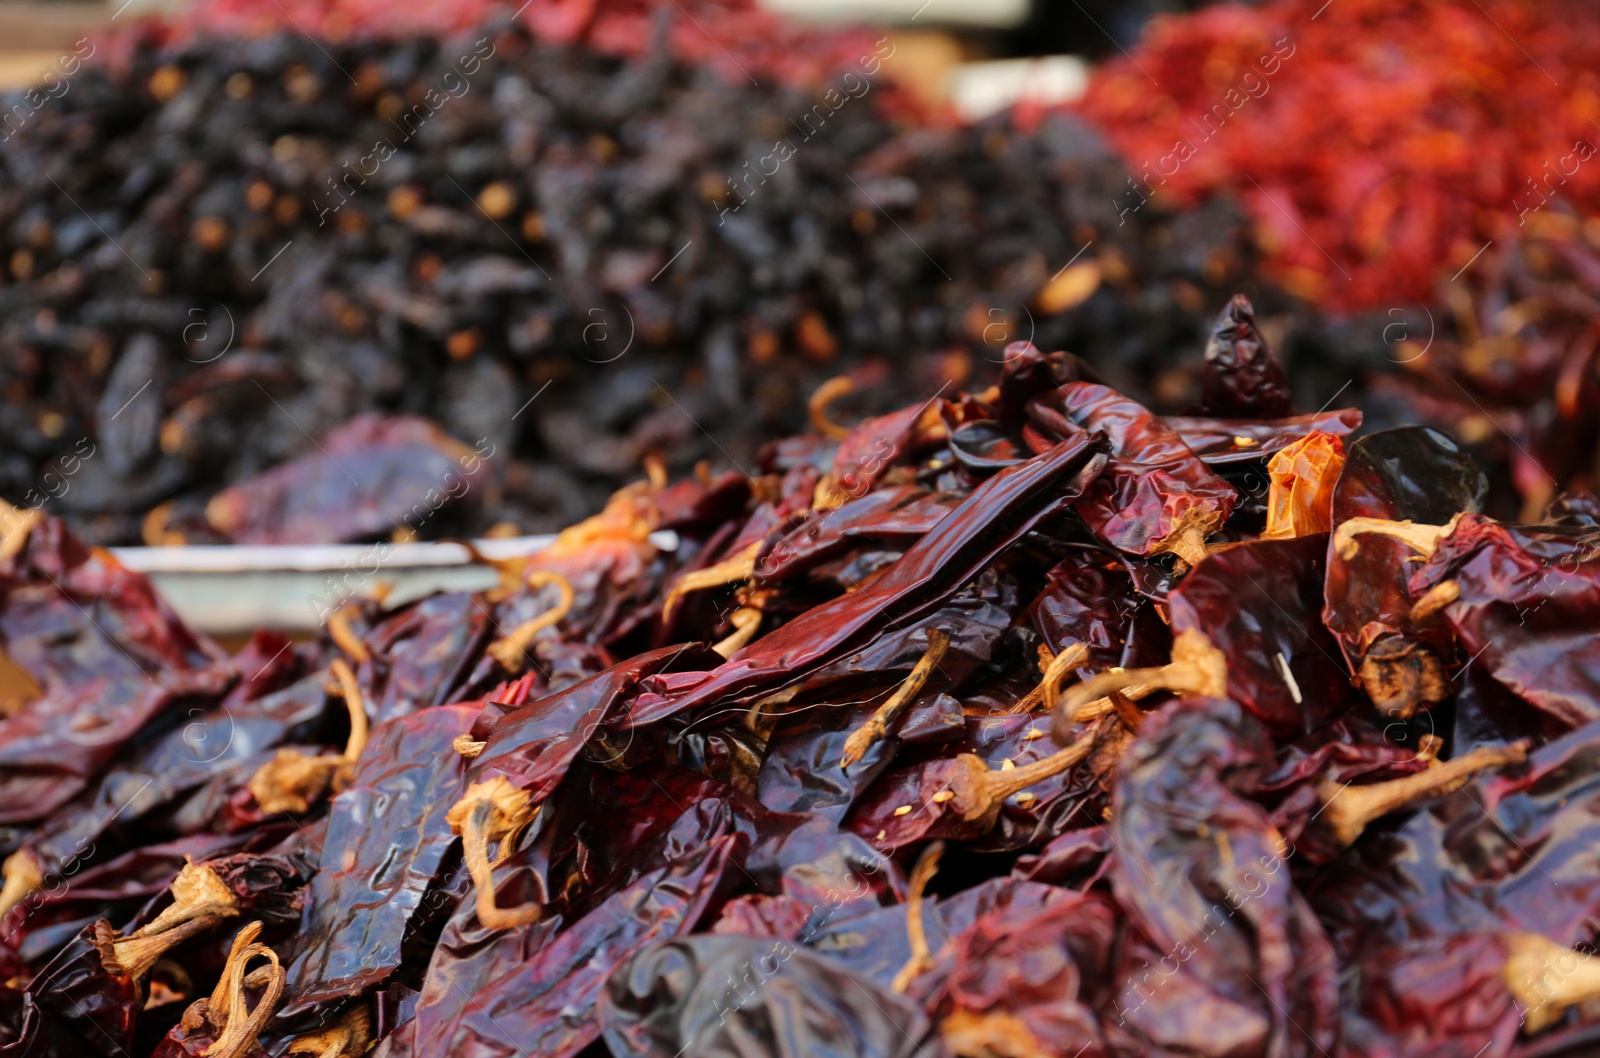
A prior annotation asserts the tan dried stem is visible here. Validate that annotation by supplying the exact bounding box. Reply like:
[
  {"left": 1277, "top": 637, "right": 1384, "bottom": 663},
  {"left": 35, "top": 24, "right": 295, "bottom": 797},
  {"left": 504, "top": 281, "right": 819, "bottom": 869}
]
[
  {"left": 1505, "top": 932, "right": 1600, "bottom": 1034},
  {"left": 941, "top": 1009, "right": 1051, "bottom": 1058},
  {"left": 113, "top": 863, "right": 241, "bottom": 979},
  {"left": 940, "top": 725, "right": 1101, "bottom": 832},
  {"left": 179, "top": 921, "right": 285, "bottom": 1058},
  {"left": 248, "top": 659, "right": 369, "bottom": 814},
  {"left": 1315, "top": 741, "right": 1529, "bottom": 849},
  {"left": 0, "top": 506, "right": 40, "bottom": 561},
  {"left": 1409, "top": 579, "right": 1461, "bottom": 621},
  {"left": 247, "top": 749, "right": 338, "bottom": 816},
  {"left": 1358, "top": 636, "right": 1451, "bottom": 719},
  {"left": 808, "top": 376, "right": 855, "bottom": 440},
  {"left": 661, "top": 542, "right": 760, "bottom": 622},
  {"left": 326, "top": 605, "right": 371, "bottom": 665},
  {"left": 329, "top": 658, "right": 368, "bottom": 764},
  {"left": 0, "top": 848, "right": 43, "bottom": 920},
  {"left": 488, "top": 571, "right": 575, "bottom": 673},
  {"left": 890, "top": 841, "right": 944, "bottom": 993},
  {"left": 446, "top": 778, "right": 542, "bottom": 931},
  {"left": 1052, "top": 630, "right": 1226, "bottom": 739},
  {"left": 453, "top": 734, "right": 487, "bottom": 760},
  {"left": 712, "top": 606, "right": 764, "bottom": 659},
  {"left": 287, "top": 1004, "right": 373, "bottom": 1058},
  {"left": 1333, "top": 514, "right": 1463, "bottom": 561},
  {"left": 1008, "top": 641, "right": 1091, "bottom": 716},
  {"left": 1153, "top": 505, "right": 1224, "bottom": 573},
  {"left": 842, "top": 630, "right": 951, "bottom": 768}
]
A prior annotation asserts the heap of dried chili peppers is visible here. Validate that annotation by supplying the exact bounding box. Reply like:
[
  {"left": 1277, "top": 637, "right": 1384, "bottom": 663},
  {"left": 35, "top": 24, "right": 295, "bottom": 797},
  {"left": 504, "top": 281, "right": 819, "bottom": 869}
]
[
  {"left": 0, "top": 14, "right": 1313, "bottom": 547},
  {"left": 1077, "top": 0, "right": 1600, "bottom": 309},
  {"left": 2, "top": 295, "right": 1597, "bottom": 1057}
]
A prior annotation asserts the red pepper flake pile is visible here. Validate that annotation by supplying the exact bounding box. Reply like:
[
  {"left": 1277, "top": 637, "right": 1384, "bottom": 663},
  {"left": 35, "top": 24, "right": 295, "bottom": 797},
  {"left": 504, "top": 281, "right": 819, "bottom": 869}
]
[{"left": 1078, "top": 0, "right": 1600, "bottom": 308}]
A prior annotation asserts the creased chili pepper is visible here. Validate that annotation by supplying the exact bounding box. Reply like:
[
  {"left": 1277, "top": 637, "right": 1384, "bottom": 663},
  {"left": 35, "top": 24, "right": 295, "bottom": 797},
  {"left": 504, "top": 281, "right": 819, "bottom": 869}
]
[
  {"left": 1106, "top": 698, "right": 1339, "bottom": 1058},
  {"left": 0, "top": 667, "right": 234, "bottom": 829},
  {"left": 1196, "top": 294, "right": 1292, "bottom": 419},
  {"left": 278, "top": 704, "right": 476, "bottom": 1020},
  {"left": 598, "top": 933, "right": 932, "bottom": 1058},
  {"left": 1026, "top": 383, "right": 1238, "bottom": 569},
  {"left": 626, "top": 434, "right": 1107, "bottom": 728},
  {"left": 388, "top": 834, "right": 743, "bottom": 1057},
  {"left": 1322, "top": 427, "right": 1487, "bottom": 718},
  {"left": 1169, "top": 534, "right": 1358, "bottom": 736},
  {"left": 0, "top": 861, "right": 249, "bottom": 1057},
  {"left": 1163, "top": 408, "right": 1362, "bottom": 467},
  {"left": 203, "top": 415, "right": 490, "bottom": 545},
  {"left": 1403, "top": 514, "right": 1600, "bottom": 729},
  {"left": 914, "top": 890, "right": 1119, "bottom": 1058},
  {"left": 754, "top": 486, "right": 962, "bottom": 586}
]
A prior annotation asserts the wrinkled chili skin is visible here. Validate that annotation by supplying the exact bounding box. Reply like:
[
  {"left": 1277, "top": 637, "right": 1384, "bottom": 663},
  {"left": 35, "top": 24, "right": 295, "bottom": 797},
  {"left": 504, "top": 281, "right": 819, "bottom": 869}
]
[
  {"left": 0, "top": 922, "right": 140, "bottom": 1058},
  {"left": 626, "top": 435, "right": 1108, "bottom": 728},
  {"left": 1163, "top": 408, "right": 1362, "bottom": 467},
  {"left": 1408, "top": 515, "right": 1600, "bottom": 729},
  {"left": 1323, "top": 427, "right": 1488, "bottom": 711},
  {"left": 1170, "top": 534, "right": 1357, "bottom": 736},
  {"left": 386, "top": 835, "right": 743, "bottom": 1058},
  {"left": 1026, "top": 383, "right": 1238, "bottom": 559},
  {"left": 599, "top": 934, "right": 933, "bottom": 1058},
  {"left": 1196, "top": 294, "right": 1293, "bottom": 418},
  {"left": 472, "top": 643, "right": 725, "bottom": 802},
  {"left": 277, "top": 705, "right": 477, "bottom": 1024},
  {"left": 1107, "top": 698, "right": 1339, "bottom": 1058}
]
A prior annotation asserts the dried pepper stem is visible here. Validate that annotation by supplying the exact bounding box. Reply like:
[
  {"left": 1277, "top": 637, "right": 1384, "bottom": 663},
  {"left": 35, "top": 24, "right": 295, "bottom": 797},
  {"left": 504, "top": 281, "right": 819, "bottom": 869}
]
[
  {"left": 941, "top": 1009, "right": 1051, "bottom": 1058},
  {"left": 1315, "top": 741, "right": 1529, "bottom": 849},
  {"left": 112, "top": 862, "right": 241, "bottom": 978},
  {"left": 943, "top": 725, "right": 1101, "bottom": 831},
  {"left": 1156, "top": 511, "right": 1218, "bottom": 571},
  {"left": 712, "top": 605, "right": 764, "bottom": 658},
  {"left": 445, "top": 778, "right": 542, "bottom": 932},
  {"left": 0, "top": 506, "right": 39, "bottom": 560},
  {"left": 176, "top": 920, "right": 285, "bottom": 1058},
  {"left": 1504, "top": 932, "right": 1600, "bottom": 1034},
  {"left": 247, "top": 658, "right": 369, "bottom": 814},
  {"left": 326, "top": 604, "right": 371, "bottom": 664},
  {"left": 487, "top": 571, "right": 575, "bottom": 674},
  {"left": 1358, "top": 635, "right": 1451, "bottom": 720},
  {"left": 890, "top": 841, "right": 944, "bottom": 993},
  {"left": 1409, "top": 579, "right": 1461, "bottom": 621},
  {"left": 0, "top": 848, "right": 42, "bottom": 920},
  {"left": 1052, "top": 629, "right": 1226, "bottom": 742},
  {"left": 1332, "top": 514, "right": 1463, "bottom": 561},
  {"left": 661, "top": 542, "right": 760, "bottom": 621},
  {"left": 287, "top": 1004, "right": 372, "bottom": 1058},
  {"left": 329, "top": 658, "right": 368, "bottom": 763},
  {"left": 808, "top": 376, "right": 855, "bottom": 440},
  {"left": 842, "top": 630, "right": 950, "bottom": 767},
  {"left": 453, "top": 734, "right": 487, "bottom": 760},
  {"left": 1007, "top": 642, "right": 1090, "bottom": 715}
]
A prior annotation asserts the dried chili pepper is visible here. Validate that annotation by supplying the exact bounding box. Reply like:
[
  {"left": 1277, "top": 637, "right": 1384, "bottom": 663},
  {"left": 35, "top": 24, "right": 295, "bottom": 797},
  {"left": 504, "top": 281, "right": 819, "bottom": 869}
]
[
  {"left": 1026, "top": 383, "right": 1238, "bottom": 568},
  {"left": 1323, "top": 427, "right": 1487, "bottom": 718}
]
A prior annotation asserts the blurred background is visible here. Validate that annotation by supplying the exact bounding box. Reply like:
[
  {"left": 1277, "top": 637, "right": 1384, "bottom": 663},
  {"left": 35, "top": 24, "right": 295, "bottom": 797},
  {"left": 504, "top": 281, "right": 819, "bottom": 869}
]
[{"left": 0, "top": 0, "right": 1593, "bottom": 559}]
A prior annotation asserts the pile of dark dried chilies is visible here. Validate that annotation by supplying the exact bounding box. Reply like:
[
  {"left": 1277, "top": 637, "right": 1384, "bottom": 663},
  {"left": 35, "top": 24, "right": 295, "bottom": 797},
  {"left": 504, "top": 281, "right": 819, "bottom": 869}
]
[
  {"left": 0, "top": 18, "right": 1306, "bottom": 547},
  {"left": 2, "top": 296, "right": 1598, "bottom": 1058}
]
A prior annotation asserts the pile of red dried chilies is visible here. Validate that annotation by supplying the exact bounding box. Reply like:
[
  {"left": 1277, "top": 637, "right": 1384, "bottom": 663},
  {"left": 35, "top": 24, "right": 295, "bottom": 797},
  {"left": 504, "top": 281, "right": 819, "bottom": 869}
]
[
  {"left": 1077, "top": 0, "right": 1600, "bottom": 309},
  {"left": 4, "top": 296, "right": 1600, "bottom": 1057}
]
